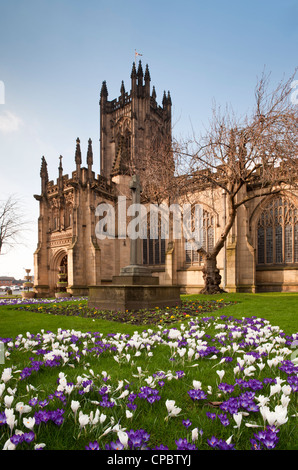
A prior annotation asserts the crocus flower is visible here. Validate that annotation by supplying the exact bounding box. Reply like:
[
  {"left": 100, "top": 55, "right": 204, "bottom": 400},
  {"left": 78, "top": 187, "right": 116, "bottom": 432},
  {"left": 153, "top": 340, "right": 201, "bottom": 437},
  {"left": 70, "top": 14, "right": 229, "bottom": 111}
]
[
  {"left": 78, "top": 412, "right": 89, "bottom": 429},
  {"left": 71, "top": 400, "right": 80, "bottom": 417},
  {"left": 34, "top": 443, "right": 46, "bottom": 450},
  {"left": 4, "top": 395, "right": 14, "bottom": 408},
  {"left": 216, "top": 370, "right": 225, "bottom": 381},
  {"left": 5, "top": 408, "right": 16, "bottom": 432},
  {"left": 165, "top": 400, "right": 181, "bottom": 418},
  {"left": 86, "top": 441, "right": 100, "bottom": 450},
  {"left": 23, "top": 416, "right": 35, "bottom": 430},
  {"left": 3, "top": 438, "right": 16, "bottom": 450},
  {"left": 117, "top": 430, "right": 129, "bottom": 449},
  {"left": 182, "top": 419, "right": 192, "bottom": 428},
  {"left": 233, "top": 413, "right": 242, "bottom": 428},
  {"left": 16, "top": 402, "right": 32, "bottom": 416},
  {"left": 1, "top": 368, "right": 12, "bottom": 383}
]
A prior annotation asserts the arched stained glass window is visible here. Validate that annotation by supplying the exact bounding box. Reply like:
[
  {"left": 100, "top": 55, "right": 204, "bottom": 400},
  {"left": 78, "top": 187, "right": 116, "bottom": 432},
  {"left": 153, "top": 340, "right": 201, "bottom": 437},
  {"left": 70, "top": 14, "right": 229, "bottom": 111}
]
[
  {"left": 257, "top": 197, "right": 298, "bottom": 265},
  {"left": 143, "top": 215, "right": 166, "bottom": 265},
  {"left": 185, "top": 209, "right": 214, "bottom": 265}
]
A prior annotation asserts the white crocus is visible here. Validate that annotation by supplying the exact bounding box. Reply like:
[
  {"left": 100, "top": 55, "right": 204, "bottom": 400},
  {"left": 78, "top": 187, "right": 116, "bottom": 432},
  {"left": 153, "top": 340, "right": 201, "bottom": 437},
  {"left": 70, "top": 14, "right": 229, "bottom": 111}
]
[
  {"left": 259, "top": 405, "right": 288, "bottom": 427},
  {"left": 4, "top": 395, "right": 14, "bottom": 408},
  {"left": 233, "top": 413, "right": 242, "bottom": 428},
  {"left": 23, "top": 416, "right": 35, "bottom": 430},
  {"left": 274, "top": 405, "right": 288, "bottom": 426},
  {"left": 16, "top": 402, "right": 32, "bottom": 416},
  {"left": 165, "top": 400, "right": 181, "bottom": 418},
  {"left": 118, "top": 389, "right": 129, "bottom": 399},
  {"left": 191, "top": 428, "right": 199, "bottom": 442},
  {"left": 270, "top": 383, "right": 281, "bottom": 397},
  {"left": 255, "top": 395, "right": 270, "bottom": 407},
  {"left": 3, "top": 438, "right": 16, "bottom": 450},
  {"left": 78, "top": 411, "right": 89, "bottom": 429},
  {"left": 4, "top": 409, "right": 16, "bottom": 432},
  {"left": 1, "top": 368, "right": 12, "bottom": 383},
  {"left": 192, "top": 380, "right": 202, "bottom": 390},
  {"left": 243, "top": 366, "right": 256, "bottom": 377},
  {"left": 216, "top": 370, "right": 225, "bottom": 381},
  {"left": 0, "top": 383, "right": 5, "bottom": 397},
  {"left": 34, "top": 443, "right": 46, "bottom": 450},
  {"left": 117, "top": 430, "right": 129, "bottom": 449},
  {"left": 281, "top": 394, "right": 290, "bottom": 408},
  {"left": 282, "top": 385, "right": 292, "bottom": 396},
  {"left": 71, "top": 400, "right": 80, "bottom": 415}
]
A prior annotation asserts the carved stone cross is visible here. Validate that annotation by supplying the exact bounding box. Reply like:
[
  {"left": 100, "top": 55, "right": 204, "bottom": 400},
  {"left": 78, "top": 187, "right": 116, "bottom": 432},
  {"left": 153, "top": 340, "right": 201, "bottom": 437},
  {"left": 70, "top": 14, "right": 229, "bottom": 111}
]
[
  {"left": 129, "top": 174, "right": 142, "bottom": 205},
  {"left": 129, "top": 174, "right": 142, "bottom": 266}
]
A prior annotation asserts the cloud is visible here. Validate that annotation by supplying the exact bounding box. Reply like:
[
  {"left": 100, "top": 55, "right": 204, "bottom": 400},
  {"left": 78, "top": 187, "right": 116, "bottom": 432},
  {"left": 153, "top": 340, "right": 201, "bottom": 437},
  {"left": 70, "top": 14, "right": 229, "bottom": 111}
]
[{"left": 0, "top": 110, "right": 23, "bottom": 133}]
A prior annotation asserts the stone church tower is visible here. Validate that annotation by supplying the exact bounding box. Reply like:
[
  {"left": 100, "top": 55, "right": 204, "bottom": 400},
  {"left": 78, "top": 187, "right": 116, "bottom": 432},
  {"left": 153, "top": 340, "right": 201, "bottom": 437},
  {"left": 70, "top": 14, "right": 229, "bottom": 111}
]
[
  {"left": 33, "top": 62, "right": 172, "bottom": 297},
  {"left": 99, "top": 61, "right": 172, "bottom": 180}
]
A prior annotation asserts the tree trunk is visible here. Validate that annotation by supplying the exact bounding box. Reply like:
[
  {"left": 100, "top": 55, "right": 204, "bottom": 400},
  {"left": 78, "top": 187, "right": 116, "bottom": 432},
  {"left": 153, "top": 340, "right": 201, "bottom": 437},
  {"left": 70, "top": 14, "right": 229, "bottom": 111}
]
[{"left": 200, "top": 253, "right": 226, "bottom": 294}]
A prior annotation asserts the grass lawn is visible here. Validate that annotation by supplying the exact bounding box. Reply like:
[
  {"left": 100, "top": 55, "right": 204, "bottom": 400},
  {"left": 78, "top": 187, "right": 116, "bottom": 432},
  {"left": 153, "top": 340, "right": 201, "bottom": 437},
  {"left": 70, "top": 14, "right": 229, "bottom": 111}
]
[
  {"left": 184, "top": 292, "right": 298, "bottom": 337},
  {"left": 1, "top": 292, "right": 297, "bottom": 339},
  {"left": 0, "top": 292, "right": 297, "bottom": 451}
]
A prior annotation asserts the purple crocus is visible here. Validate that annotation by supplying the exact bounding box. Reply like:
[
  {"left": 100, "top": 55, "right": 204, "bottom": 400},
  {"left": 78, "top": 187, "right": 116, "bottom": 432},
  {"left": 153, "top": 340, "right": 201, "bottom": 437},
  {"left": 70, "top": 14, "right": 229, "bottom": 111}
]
[
  {"left": 218, "top": 413, "right": 230, "bottom": 427},
  {"left": 175, "top": 438, "right": 197, "bottom": 450},
  {"left": 187, "top": 389, "right": 207, "bottom": 401},
  {"left": 182, "top": 419, "right": 192, "bottom": 429},
  {"left": 86, "top": 441, "right": 100, "bottom": 450},
  {"left": 0, "top": 412, "right": 6, "bottom": 425},
  {"left": 218, "top": 382, "right": 235, "bottom": 393},
  {"left": 207, "top": 436, "right": 219, "bottom": 448}
]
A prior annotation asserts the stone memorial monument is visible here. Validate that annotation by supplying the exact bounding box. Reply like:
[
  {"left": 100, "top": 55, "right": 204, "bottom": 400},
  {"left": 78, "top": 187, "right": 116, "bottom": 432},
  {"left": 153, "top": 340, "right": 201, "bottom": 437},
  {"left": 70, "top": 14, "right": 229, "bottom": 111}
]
[{"left": 88, "top": 175, "right": 181, "bottom": 312}]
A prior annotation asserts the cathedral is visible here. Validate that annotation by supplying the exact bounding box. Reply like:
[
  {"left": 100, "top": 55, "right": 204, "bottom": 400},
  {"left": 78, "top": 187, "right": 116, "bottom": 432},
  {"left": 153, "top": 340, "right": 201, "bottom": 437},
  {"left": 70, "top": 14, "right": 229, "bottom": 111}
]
[{"left": 33, "top": 62, "right": 298, "bottom": 297}]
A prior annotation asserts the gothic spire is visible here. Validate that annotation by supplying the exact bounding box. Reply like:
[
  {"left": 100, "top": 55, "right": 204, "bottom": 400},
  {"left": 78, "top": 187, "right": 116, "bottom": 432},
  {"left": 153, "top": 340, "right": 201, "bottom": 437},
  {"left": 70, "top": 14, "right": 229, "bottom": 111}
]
[
  {"left": 40, "top": 156, "right": 48, "bottom": 195},
  {"left": 144, "top": 64, "right": 150, "bottom": 82},
  {"left": 58, "top": 155, "right": 63, "bottom": 179},
  {"left": 152, "top": 86, "right": 157, "bottom": 101},
  {"left": 120, "top": 80, "right": 126, "bottom": 106},
  {"left": 75, "top": 137, "right": 82, "bottom": 165},
  {"left": 131, "top": 62, "right": 137, "bottom": 79},
  {"left": 162, "top": 90, "right": 167, "bottom": 107},
  {"left": 100, "top": 80, "right": 108, "bottom": 99},
  {"left": 40, "top": 156, "right": 48, "bottom": 181},
  {"left": 87, "top": 138, "right": 93, "bottom": 167},
  {"left": 144, "top": 64, "right": 150, "bottom": 97},
  {"left": 58, "top": 155, "right": 63, "bottom": 193},
  {"left": 167, "top": 91, "right": 172, "bottom": 106},
  {"left": 137, "top": 60, "right": 143, "bottom": 85},
  {"left": 59, "top": 154, "right": 63, "bottom": 172}
]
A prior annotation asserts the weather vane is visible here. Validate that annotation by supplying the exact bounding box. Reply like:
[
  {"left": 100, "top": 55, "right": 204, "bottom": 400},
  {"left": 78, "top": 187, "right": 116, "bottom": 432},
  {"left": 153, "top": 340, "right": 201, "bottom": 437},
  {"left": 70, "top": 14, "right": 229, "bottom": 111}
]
[{"left": 134, "top": 49, "right": 143, "bottom": 62}]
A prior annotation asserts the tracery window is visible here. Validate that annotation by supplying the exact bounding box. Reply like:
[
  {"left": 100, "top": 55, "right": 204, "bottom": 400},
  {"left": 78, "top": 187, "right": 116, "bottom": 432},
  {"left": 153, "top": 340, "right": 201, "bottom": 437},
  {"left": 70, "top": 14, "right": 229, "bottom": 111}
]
[
  {"left": 143, "top": 215, "right": 166, "bottom": 265},
  {"left": 257, "top": 197, "right": 298, "bottom": 265},
  {"left": 185, "top": 209, "right": 214, "bottom": 265}
]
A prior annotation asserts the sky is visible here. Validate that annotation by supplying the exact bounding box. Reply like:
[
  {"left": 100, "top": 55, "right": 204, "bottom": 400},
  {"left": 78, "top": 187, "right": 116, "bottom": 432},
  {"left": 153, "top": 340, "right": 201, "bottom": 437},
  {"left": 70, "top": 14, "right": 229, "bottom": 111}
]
[{"left": 0, "top": 0, "right": 297, "bottom": 279}]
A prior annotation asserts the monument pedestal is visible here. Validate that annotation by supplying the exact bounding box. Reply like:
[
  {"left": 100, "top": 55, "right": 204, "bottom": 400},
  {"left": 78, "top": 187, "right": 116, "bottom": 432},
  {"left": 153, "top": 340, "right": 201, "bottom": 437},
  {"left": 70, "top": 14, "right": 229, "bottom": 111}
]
[
  {"left": 88, "top": 265, "right": 181, "bottom": 312},
  {"left": 113, "top": 264, "right": 159, "bottom": 286},
  {"left": 88, "top": 284, "right": 181, "bottom": 311}
]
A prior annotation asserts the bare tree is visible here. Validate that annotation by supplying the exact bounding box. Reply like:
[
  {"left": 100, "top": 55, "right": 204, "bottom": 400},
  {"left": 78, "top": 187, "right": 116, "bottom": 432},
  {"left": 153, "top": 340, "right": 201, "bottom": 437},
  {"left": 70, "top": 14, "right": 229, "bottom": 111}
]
[
  {"left": 0, "top": 195, "right": 29, "bottom": 256},
  {"left": 175, "top": 70, "right": 298, "bottom": 293}
]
